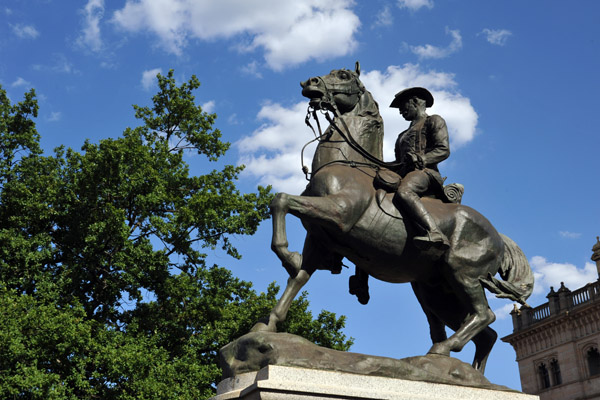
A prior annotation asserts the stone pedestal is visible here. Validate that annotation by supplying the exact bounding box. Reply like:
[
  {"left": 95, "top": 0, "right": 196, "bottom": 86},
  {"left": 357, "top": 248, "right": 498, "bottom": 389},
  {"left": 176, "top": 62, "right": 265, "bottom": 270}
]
[{"left": 211, "top": 365, "right": 539, "bottom": 400}]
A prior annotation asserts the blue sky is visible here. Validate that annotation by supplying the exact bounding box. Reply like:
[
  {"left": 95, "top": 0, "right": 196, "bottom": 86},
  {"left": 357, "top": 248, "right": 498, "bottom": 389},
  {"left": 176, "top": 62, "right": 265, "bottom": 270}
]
[{"left": 2, "top": 0, "right": 600, "bottom": 391}]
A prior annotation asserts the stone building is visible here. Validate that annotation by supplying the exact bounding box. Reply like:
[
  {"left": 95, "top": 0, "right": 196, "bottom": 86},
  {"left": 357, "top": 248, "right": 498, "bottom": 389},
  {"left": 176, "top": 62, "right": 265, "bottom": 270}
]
[{"left": 502, "top": 237, "right": 600, "bottom": 399}]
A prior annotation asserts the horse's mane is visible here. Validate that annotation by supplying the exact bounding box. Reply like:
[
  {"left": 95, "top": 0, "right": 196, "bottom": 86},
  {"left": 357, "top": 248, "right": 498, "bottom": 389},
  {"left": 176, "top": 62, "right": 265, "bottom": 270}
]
[
  {"left": 339, "top": 83, "right": 384, "bottom": 160},
  {"left": 355, "top": 89, "right": 382, "bottom": 119}
]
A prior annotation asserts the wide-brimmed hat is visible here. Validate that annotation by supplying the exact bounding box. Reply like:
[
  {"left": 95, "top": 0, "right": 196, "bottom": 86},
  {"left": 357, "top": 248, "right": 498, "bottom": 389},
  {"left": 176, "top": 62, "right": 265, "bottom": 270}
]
[{"left": 390, "top": 87, "right": 434, "bottom": 108}]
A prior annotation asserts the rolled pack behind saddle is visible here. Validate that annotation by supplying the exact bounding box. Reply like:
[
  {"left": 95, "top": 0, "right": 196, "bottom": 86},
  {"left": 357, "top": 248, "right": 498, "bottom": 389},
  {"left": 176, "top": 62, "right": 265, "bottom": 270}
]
[{"left": 374, "top": 168, "right": 465, "bottom": 204}]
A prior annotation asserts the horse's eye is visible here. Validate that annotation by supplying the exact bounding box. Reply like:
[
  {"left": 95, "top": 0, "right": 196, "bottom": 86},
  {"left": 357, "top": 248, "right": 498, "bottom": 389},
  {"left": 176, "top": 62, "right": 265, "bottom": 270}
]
[{"left": 339, "top": 71, "right": 349, "bottom": 79}]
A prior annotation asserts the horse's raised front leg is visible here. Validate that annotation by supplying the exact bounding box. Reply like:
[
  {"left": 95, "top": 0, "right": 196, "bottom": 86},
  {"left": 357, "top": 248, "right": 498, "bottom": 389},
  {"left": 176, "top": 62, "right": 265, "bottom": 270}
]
[
  {"left": 256, "top": 190, "right": 358, "bottom": 333},
  {"left": 270, "top": 191, "right": 360, "bottom": 277},
  {"left": 270, "top": 192, "right": 303, "bottom": 277}
]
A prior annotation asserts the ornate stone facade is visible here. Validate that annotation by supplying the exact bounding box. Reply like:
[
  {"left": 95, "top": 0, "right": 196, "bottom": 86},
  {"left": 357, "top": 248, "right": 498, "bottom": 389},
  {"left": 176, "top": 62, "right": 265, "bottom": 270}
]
[{"left": 502, "top": 238, "right": 600, "bottom": 400}]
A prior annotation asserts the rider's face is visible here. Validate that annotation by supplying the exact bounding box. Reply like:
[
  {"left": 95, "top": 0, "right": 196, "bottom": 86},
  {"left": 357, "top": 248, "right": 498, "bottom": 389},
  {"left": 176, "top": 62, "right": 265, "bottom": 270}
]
[{"left": 399, "top": 100, "right": 419, "bottom": 121}]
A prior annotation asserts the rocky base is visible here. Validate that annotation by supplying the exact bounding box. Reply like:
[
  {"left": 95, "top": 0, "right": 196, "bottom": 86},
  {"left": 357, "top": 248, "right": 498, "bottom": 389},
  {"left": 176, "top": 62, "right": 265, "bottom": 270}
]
[{"left": 218, "top": 332, "right": 513, "bottom": 392}]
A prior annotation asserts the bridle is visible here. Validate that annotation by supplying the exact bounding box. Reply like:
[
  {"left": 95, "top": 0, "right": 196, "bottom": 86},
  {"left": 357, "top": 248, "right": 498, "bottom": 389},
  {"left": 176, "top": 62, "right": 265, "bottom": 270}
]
[{"left": 301, "top": 75, "right": 404, "bottom": 180}]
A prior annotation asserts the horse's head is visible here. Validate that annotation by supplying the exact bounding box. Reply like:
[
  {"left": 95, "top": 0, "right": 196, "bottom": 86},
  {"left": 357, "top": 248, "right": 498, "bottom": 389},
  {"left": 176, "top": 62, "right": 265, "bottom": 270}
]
[
  {"left": 301, "top": 62, "right": 384, "bottom": 167},
  {"left": 301, "top": 62, "right": 366, "bottom": 114}
]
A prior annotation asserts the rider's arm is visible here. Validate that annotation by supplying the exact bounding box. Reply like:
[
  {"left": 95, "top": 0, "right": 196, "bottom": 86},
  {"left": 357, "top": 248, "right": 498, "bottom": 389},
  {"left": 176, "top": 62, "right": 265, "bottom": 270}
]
[{"left": 422, "top": 115, "right": 450, "bottom": 167}]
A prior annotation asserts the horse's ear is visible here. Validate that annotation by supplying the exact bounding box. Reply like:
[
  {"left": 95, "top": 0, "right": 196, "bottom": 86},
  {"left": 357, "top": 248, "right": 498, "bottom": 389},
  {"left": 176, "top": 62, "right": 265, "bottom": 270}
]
[{"left": 355, "top": 61, "right": 361, "bottom": 76}]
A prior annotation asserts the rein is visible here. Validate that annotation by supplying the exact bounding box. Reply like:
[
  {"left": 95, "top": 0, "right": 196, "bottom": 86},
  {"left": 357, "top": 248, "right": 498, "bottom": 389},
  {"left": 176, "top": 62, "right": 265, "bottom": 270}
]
[
  {"left": 302, "top": 106, "right": 383, "bottom": 180},
  {"left": 301, "top": 108, "right": 328, "bottom": 180},
  {"left": 301, "top": 77, "right": 404, "bottom": 180},
  {"left": 324, "top": 111, "right": 403, "bottom": 171}
]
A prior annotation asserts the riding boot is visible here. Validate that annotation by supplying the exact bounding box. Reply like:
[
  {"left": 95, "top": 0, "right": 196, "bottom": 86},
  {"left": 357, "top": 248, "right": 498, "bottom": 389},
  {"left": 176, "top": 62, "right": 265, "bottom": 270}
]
[
  {"left": 399, "top": 191, "right": 450, "bottom": 251},
  {"left": 413, "top": 211, "right": 450, "bottom": 251}
]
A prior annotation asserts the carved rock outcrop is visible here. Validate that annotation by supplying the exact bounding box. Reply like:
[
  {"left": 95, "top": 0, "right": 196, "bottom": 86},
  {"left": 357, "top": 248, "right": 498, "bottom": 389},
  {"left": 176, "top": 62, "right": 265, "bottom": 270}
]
[{"left": 219, "top": 332, "right": 514, "bottom": 392}]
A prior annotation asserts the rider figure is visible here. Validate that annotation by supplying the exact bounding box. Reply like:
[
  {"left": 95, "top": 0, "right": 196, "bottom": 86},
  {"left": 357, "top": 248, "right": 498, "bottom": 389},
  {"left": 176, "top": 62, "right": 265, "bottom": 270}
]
[{"left": 390, "top": 87, "right": 450, "bottom": 251}]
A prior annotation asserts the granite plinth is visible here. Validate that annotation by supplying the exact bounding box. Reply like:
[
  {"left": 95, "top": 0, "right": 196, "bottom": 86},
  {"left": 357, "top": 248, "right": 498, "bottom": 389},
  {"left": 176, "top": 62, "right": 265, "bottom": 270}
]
[{"left": 211, "top": 365, "right": 539, "bottom": 400}]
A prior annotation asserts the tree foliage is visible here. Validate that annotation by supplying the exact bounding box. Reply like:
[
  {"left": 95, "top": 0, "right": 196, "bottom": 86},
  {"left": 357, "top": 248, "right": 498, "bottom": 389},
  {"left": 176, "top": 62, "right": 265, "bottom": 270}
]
[{"left": 0, "top": 71, "right": 353, "bottom": 399}]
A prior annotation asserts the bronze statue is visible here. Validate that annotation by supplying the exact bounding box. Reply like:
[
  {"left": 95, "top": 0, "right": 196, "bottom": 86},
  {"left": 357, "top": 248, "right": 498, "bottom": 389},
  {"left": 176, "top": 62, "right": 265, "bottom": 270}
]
[{"left": 251, "top": 63, "right": 534, "bottom": 374}]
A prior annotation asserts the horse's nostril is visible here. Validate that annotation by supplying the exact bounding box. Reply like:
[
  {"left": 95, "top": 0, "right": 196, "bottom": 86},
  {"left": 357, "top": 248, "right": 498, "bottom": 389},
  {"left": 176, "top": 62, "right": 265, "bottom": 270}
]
[{"left": 310, "top": 77, "right": 319, "bottom": 85}]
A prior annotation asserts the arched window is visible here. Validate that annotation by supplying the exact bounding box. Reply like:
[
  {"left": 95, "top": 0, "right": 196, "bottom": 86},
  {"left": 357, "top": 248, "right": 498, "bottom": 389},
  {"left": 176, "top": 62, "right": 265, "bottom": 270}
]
[
  {"left": 587, "top": 347, "right": 600, "bottom": 376},
  {"left": 550, "top": 358, "right": 562, "bottom": 386},
  {"left": 538, "top": 363, "right": 550, "bottom": 389}
]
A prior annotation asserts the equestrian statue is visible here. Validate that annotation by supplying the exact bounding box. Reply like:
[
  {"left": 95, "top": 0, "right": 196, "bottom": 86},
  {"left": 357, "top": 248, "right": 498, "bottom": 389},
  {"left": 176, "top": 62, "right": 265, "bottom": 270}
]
[{"left": 251, "top": 62, "right": 534, "bottom": 374}]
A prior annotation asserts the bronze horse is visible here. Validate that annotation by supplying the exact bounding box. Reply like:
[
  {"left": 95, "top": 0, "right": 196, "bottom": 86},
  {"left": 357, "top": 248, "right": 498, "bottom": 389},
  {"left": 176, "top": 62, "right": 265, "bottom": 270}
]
[{"left": 252, "top": 63, "right": 533, "bottom": 373}]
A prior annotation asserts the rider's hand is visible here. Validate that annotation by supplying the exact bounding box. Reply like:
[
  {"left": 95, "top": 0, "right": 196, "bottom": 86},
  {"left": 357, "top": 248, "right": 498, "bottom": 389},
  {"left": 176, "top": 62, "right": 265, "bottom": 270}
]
[{"left": 407, "top": 152, "right": 425, "bottom": 170}]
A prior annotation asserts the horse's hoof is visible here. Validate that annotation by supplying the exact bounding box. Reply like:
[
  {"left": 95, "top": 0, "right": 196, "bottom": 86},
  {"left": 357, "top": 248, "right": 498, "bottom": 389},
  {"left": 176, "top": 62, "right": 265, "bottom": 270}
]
[
  {"left": 357, "top": 292, "right": 370, "bottom": 305},
  {"left": 428, "top": 343, "right": 451, "bottom": 357},
  {"left": 250, "top": 322, "right": 276, "bottom": 333},
  {"left": 250, "top": 322, "right": 267, "bottom": 332},
  {"left": 251, "top": 315, "right": 277, "bottom": 333},
  {"left": 349, "top": 275, "right": 370, "bottom": 305}
]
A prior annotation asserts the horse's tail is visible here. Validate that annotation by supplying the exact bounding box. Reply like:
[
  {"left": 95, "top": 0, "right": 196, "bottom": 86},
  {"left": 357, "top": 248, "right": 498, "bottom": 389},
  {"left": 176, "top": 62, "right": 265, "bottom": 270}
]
[{"left": 481, "top": 233, "right": 534, "bottom": 306}]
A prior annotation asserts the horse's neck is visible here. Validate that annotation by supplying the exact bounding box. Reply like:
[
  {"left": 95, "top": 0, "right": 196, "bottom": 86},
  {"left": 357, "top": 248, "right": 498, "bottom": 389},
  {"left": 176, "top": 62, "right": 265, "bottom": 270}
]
[{"left": 312, "top": 113, "right": 383, "bottom": 171}]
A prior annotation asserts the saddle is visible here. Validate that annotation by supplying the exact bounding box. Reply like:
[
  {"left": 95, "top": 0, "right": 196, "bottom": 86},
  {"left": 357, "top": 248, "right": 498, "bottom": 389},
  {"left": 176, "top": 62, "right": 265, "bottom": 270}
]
[{"left": 374, "top": 168, "right": 464, "bottom": 204}]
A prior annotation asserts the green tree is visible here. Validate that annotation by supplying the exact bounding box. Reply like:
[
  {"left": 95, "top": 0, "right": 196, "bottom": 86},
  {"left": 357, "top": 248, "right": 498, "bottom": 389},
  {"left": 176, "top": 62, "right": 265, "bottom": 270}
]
[{"left": 0, "top": 71, "right": 352, "bottom": 400}]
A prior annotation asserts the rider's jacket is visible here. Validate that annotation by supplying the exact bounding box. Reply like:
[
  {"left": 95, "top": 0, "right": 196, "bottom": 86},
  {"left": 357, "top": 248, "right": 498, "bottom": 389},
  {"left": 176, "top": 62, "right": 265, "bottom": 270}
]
[{"left": 394, "top": 114, "right": 450, "bottom": 182}]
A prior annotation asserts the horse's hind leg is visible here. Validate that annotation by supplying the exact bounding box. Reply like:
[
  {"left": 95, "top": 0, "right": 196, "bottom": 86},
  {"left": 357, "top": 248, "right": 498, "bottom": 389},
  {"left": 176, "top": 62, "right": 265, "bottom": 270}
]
[
  {"left": 472, "top": 326, "right": 497, "bottom": 373},
  {"left": 428, "top": 274, "right": 496, "bottom": 359},
  {"left": 412, "top": 280, "right": 496, "bottom": 373},
  {"left": 411, "top": 282, "right": 447, "bottom": 344}
]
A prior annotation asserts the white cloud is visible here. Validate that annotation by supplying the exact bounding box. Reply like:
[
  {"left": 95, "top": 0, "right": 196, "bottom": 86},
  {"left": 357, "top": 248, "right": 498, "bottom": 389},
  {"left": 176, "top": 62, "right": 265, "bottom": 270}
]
[
  {"left": 237, "top": 101, "right": 315, "bottom": 193},
  {"left": 201, "top": 100, "right": 215, "bottom": 113},
  {"left": 410, "top": 27, "right": 462, "bottom": 59},
  {"left": 481, "top": 28, "right": 512, "bottom": 46},
  {"left": 237, "top": 64, "right": 478, "bottom": 193},
  {"left": 397, "top": 0, "right": 433, "bottom": 11},
  {"left": 47, "top": 112, "right": 62, "bottom": 122},
  {"left": 77, "top": 0, "right": 105, "bottom": 52},
  {"left": 141, "top": 68, "right": 162, "bottom": 90},
  {"left": 493, "top": 303, "right": 515, "bottom": 320},
  {"left": 228, "top": 113, "right": 240, "bottom": 125},
  {"left": 238, "top": 102, "right": 310, "bottom": 154},
  {"left": 111, "top": 0, "right": 360, "bottom": 70},
  {"left": 11, "top": 77, "right": 31, "bottom": 88},
  {"left": 559, "top": 231, "right": 582, "bottom": 239},
  {"left": 241, "top": 61, "right": 263, "bottom": 79},
  {"left": 373, "top": 5, "right": 393, "bottom": 27},
  {"left": 361, "top": 64, "right": 478, "bottom": 155},
  {"left": 100, "top": 61, "right": 118, "bottom": 69},
  {"left": 530, "top": 256, "right": 597, "bottom": 295},
  {"left": 32, "top": 54, "right": 78, "bottom": 74},
  {"left": 11, "top": 23, "right": 39, "bottom": 39}
]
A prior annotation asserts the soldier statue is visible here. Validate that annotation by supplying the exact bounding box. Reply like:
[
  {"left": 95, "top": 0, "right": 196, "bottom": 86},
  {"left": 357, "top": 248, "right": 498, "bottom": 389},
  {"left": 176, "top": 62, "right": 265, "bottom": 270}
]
[{"left": 390, "top": 87, "right": 450, "bottom": 251}]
